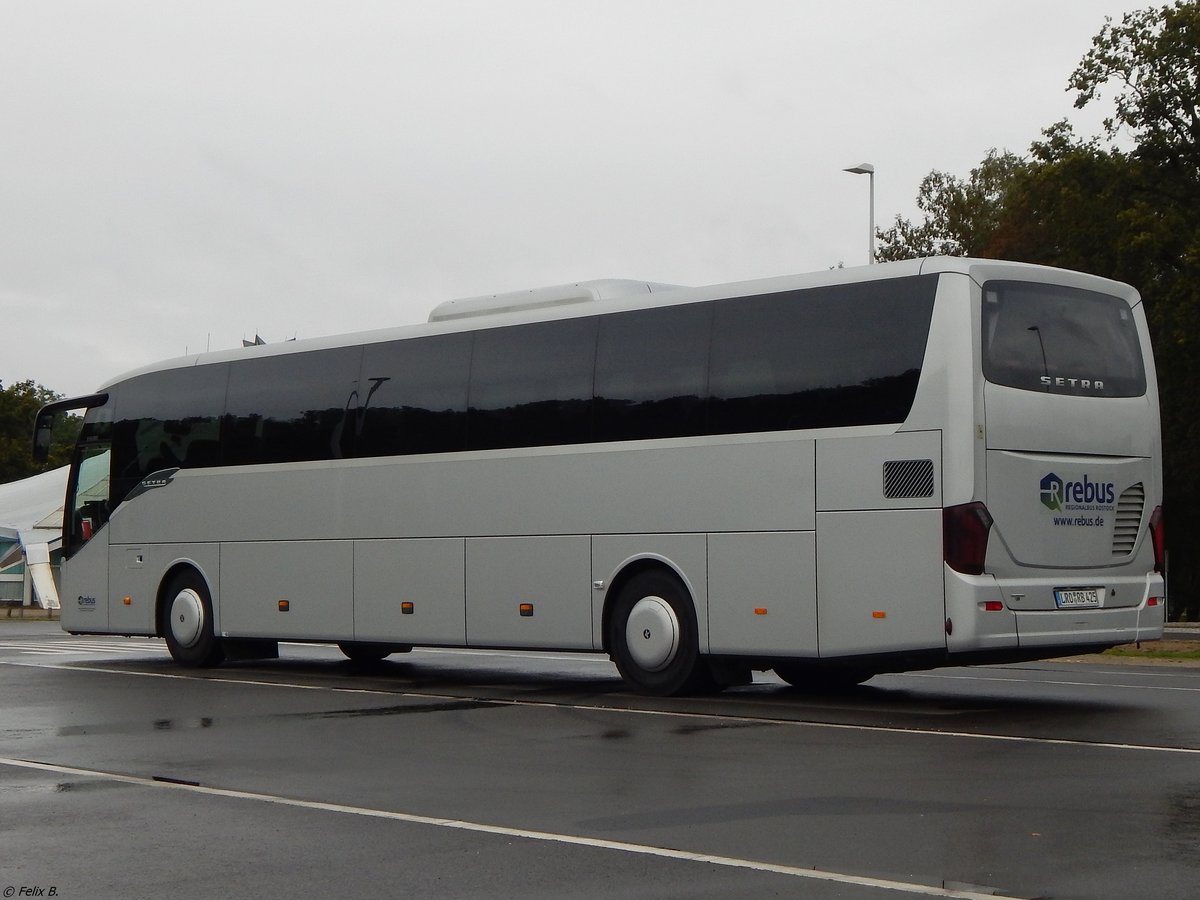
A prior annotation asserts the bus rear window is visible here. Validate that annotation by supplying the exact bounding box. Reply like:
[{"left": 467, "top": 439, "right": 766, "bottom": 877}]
[{"left": 982, "top": 281, "right": 1146, "bottom": 398}]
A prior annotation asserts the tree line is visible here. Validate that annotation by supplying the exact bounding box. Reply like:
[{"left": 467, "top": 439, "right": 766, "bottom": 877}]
[{"left": 878, "top": 1, "right": 1200, "bottom": 620}]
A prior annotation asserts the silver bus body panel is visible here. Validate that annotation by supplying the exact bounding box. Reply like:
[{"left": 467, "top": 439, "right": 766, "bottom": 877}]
[
  {"left": 60, "top": 527, "right": 110, "bottom": 633},
  {"left": 354, "top": 538, "right": 466, "bottom": 645}
]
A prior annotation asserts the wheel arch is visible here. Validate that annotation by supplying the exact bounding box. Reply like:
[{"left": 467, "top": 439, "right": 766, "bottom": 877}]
[
  {"left": 600, "top": 554, "right": 699, "bottom": 654},
  {"left": 156, "top": 560, "right": 217, "bottom": 638}
]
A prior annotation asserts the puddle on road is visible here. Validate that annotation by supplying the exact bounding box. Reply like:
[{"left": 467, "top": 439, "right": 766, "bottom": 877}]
[
  {"left": 58, "top": 717, "right": 215, "bottom": 737},
  {"left": 296, "top": 700, "right": 502, "bottom": 719}
]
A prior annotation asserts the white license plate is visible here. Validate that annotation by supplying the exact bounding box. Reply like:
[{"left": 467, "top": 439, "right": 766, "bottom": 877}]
[{"left": 1054, "top": 588, "right": 1103, "bottom": 609}]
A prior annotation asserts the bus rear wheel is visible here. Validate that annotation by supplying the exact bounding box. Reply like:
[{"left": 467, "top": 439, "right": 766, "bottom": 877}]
[
  {"left": 161, "top": 571, "right": 224, "bottom": 667},
  {"left": 608, "top": 570, "right": 715, "bottom": 696},
  {"left": 773, "top": 662, "right": 873, "bottom": 691},
  {"left": 337, "top": 642, "right": 409, "bottom": 663}
]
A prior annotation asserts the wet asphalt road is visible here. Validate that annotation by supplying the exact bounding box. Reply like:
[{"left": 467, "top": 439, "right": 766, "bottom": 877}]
[{"left": 2, "top": 623, "right": 1199, "bottom": 900}]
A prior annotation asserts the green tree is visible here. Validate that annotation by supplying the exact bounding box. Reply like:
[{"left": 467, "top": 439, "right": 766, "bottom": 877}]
[
  {"left": 1070, "top": 1, "right": 1200, "bottom": 175},
  {"left": 878, "top": 1, "right": 1200, "bottom": 618},
  {"left": 0, "top": 380, "right": 79, "bottom": 483},
  {"left": 876, "top": 150, "right": 1028, "bottom": 261}
]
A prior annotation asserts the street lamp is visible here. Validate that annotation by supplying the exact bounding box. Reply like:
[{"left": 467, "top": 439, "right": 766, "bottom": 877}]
[{"left": 843, "top": 162, "right": 875, "bottom": 264}]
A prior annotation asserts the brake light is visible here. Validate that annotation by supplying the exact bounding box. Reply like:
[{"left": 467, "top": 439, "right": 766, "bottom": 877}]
[
  {"left": 943, "top": 502, "right": 993, "bottom": 576},
  {"left": 1149, "top": 505, "right": 1165, "bottom": 573}
]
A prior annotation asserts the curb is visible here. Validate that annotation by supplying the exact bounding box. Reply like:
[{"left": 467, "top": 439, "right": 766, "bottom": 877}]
[{"left": 0, "top": 606, "right": 60, "bottom": 621}]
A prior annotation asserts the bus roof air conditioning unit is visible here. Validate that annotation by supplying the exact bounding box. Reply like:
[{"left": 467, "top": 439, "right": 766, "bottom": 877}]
[{"left": 427, "top": 279, "right": 682, "bottom": 323}]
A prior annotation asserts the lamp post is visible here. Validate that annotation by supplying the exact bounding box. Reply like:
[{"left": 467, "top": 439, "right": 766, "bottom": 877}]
[{"left": 843, "top": 162, "right": 875, "bottom": 264}]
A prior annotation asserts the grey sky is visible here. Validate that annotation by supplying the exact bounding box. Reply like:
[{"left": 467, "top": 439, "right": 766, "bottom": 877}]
[{"left": 2, "top": 0, "right": 1133, "bottom": 398}]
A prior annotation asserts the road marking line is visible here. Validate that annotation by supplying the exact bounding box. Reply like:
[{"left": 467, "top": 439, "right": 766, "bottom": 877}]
[
  {"left": 902, "top": 671, "right": 1200, "bottom": 693},
  {"left": 4, "top": 657, "right": 1200, "bottom": 756},
  {"left": 0, "top": 754, "right": 1016, "bottom": 899},
  {"left": 0, "top": 640, "right": 164, "bottom": 653}
]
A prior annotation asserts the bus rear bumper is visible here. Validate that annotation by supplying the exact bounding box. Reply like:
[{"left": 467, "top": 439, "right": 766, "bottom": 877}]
[
  {"left": 1011, "top": 575, "right": 1165, "bottom": 648},
  {"left": 1012, "top": 606, "right": 1140, "bottom": 648},
  {"left": 944, "top": 569, "right": 1165, "bottom": 653}
]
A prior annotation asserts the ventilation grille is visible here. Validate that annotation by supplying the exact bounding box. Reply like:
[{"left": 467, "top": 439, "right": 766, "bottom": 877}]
[
  {"left": 1112, "top": 482, "right": 1145, "bottom": 557},
  {"left": 883, "top": 459, "right": 935, "bottom": 499}
]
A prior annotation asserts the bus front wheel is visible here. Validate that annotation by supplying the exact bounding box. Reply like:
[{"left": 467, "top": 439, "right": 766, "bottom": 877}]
[
  {"left": 161, "top": 571, "right": 224, "bottom": 667},
  {"left": 608, "top": 570, "right": 715, "bottom": 696}
]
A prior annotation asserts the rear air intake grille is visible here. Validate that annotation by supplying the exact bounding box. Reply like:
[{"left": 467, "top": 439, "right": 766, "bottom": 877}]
[
  {"left": 883, "top": 459, "right": 935, "bottom": 499},
  {"left": 1112, "top": 482, "right": 1145, "bottom": 557}
]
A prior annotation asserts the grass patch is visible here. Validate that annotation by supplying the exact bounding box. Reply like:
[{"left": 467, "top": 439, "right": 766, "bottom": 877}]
[{"left": 1103, "top": 640, "right": 1200, "bottom": 661}]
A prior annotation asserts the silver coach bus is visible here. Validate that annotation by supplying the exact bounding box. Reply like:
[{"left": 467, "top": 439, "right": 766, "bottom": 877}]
[{"left": 35, "top": 257, "right": 1165, "bottom": 694}]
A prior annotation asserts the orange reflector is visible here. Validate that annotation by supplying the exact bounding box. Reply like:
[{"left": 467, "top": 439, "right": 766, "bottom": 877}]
[
  {"left": 278, "top": 600, "right": 290, "bottom": 612},
  {"left": 754, "top": 607, "right": 768, "bottom": 616},
  {"left": 519, "top": 603, "right": 534, "bottom": 617},
  {"left": 401, "top": 601, "right": 414, "bottom": 615},
  {"left": 872, "top": 611, "right": 886, "bottom": 619},
  {"left": 1147, "top": 597, "right": 1160, "bottom": 607},
  {"left": 983, "top": 601, "right": 1004, "bottom": 612}
]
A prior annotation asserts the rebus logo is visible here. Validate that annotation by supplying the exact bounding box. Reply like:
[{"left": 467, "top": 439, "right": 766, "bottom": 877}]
[
  {"left": 1040, "top": 473, "right": 1063, "bottom": 511},
  {"left": 1039, "top": 472, "right": 1116, "bottom": 511}
]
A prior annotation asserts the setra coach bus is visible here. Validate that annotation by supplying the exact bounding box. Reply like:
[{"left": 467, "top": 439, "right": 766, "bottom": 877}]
[{"left": 34, "top": 257, "right": 1165, "bottom": 694}]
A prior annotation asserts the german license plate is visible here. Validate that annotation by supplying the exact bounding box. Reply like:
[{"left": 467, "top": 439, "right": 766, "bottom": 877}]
[{"left": 1054, "top": 588, "right": 1103, "bottom": 609}]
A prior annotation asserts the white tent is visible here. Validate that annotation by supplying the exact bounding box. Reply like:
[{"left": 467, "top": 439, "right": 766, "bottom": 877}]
[{"left": 0, "top": 467, "right": 68, "bottom": 609}]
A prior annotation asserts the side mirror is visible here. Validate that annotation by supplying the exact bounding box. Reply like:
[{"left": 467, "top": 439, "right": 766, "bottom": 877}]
[
  {"left": 31, "top": 393, "right": 109, "bottom": 463},
  {"left": 32, "top": 411, "right": 54, "bottom": 462}
]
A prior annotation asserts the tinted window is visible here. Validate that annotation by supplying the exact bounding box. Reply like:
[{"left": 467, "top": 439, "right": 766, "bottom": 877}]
[
  {"left": 110, "top": 363, "right": 229, "bottom": 506},
  {"left": 709, "top": 276, "right": 936, "bottom": 432},
  {"left": 594, "top": 303, "right": 712, "bottom": 441},
  {"left": 982, "top": 281, "right": 1146, "bottom": 397},
  {"left": 224, "top": 347, "right": 362, "bottom": 465},
  {"left": 467, "top": 318, "right": 597, "bottom": 450},
  {"left": 358, "top": 333, "right": 471, "bottom": 456}
]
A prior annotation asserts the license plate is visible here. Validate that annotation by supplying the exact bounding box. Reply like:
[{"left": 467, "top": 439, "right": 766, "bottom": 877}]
[{"left": 1054, "top": 588, "right": 1103, "bottom": 609}]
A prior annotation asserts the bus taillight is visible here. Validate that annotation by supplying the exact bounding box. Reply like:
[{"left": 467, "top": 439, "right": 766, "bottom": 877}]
[
  {"left": 943, "top": 502, "right": 993, "bottom": 576},
  {"left": 1149, "top": 505, "right": 1165, "bottom": 573}
]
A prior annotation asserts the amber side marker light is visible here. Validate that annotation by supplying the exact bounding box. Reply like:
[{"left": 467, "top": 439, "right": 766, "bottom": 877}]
[
  {"left": 754, "top": 608, "right": 768, "bottom": 616},
  {"left": 519, "top": 603, "right": 534, "bottom": 617},
  {"left": 401, "top": 601, "right": 414, "bottom": 615},
  {"left": 872, "top": 611, "right": 887, "bottom": 619},
  {"left": 122, "top": 596, "right": 132, "bottom": 606},
  {"left": 278, "top": 600, "right": 290, "bottom": 612}
]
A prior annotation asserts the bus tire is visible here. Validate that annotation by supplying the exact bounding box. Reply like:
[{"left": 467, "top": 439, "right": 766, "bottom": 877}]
[
  {"left": 774, "top": 662, "right": 873, "bottom": 691},
  {"left": 337, "top": 641, "right": 408, "bottom": 663},
  {"left": 161, "top": 571, "right": 224, "bottom": 668},
  {"left": 608, "top": 570, "right": 715, "bottom": 696}
]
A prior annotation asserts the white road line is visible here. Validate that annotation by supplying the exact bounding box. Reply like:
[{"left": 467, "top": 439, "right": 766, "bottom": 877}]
[
  {"left": 0, "top": 641, "right": 165, "bottom": 656},
  {"left": 0, "top": 755, "right": 1016, "bottom": 899},
  {"left": 4, "top": 657, "right": 1200, "bottom": 756},
  {"left": 902, "top": 671, "right": 1200, "bottom": 692}
]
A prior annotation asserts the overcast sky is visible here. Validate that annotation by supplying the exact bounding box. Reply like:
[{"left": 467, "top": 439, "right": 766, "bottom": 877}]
[{"left": 2, "top": 0, "right": 1138, "bottom": 398}]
